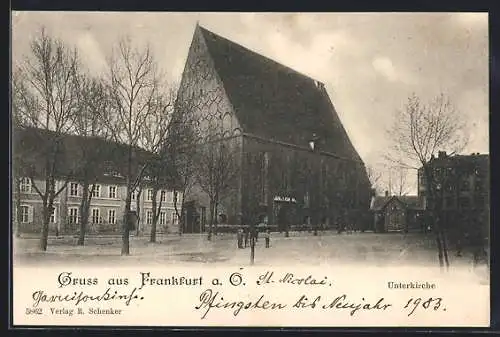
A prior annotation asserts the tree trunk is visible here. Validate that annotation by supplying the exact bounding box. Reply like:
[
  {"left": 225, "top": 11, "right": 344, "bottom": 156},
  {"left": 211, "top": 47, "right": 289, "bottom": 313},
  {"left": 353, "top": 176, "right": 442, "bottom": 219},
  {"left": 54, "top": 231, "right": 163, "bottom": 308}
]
[
  {"left": 122, "top": 182, "right": 132, "bottom": 255},
  {"left": 423, "top": 168, "right": 445, "bottom": 270},
  {"left": 178, "top": 207, "right": 183, "bottom": 236},
  {"left": 174, "top": 189, "right": 184, "bottom": 236},
  {"left": 150, "top": 188, "right": 159, "bottom": 243},
  {"left": 135, "top": 188, "right": 142, "bottom": 236},
  {"left": 122, "top": 141, "right": 133, "bottom": 256},
  {"left": 122, "top": 194, "right": 131, "bottom": 255},
  {"left": 77, "top": 182, "right": 92, "bottom": 246},
  {"left": 207, "top": 198, "right": 215, "bottom": 241},
  {"left": 441, "top": 229, "right": 450, "bottom": 269},
  {"left": 250, "top": 224, "right": 255, "bottom": 265},
  {"left": 39, "top": 200, "right": 50, "bottom": 251},
  {"left": 78, "top": 205, "right": 89, "bottom": 246},
  {"left": 214, "top": 201, "right": 219, "bottom": 236}
]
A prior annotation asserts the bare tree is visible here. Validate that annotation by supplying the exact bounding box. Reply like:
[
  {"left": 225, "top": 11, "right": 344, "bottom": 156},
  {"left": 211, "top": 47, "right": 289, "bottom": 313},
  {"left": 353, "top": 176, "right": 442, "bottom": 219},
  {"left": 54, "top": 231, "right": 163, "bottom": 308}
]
[
  {"left": 382, "top": 165, "right": 410, "bottom": 196},
  {"left": 70, "top": 73, "right": 112, "bottom": 245},
  {"left": 366, "top": 164, "right": 383, "bottom": 195},
  {"left": 393, "top": 166, "right": 410, "bottom": 196},
  {"left": 168, "top": 47, "right": 235, "bottom": 238},
  {"left": 12, "top": 27, "right": 81, "bottom": 251},
  {"left": 12, "top": 70, "right": 38, "bottom": 238},
  {"left": 101, "top": 36, "right": 161, "bottom": 255},
  {"left": 192, "top": 137, "right": 240, "bottom": 241},
  {"left": 138, "top": 87, "right": 175, "bottom": 243},
  {"left": 387, "top": 93, "right": 468, "bottom": 270},
  {"left": 165, "top": 96, "right": 201, "bottom": 236}
]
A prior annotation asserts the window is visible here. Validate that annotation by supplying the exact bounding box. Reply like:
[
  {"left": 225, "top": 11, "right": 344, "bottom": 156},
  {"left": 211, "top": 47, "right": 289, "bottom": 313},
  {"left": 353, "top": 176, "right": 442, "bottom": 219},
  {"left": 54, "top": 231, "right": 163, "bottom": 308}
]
[
  {"left": 50, "top": 207, "right": 57, "bottom": 223},
  {"left": 92, "top": 185, "right": 101, "bottom": 198},
  {"left": 131, "top": 191, "right": 136, "bottom": 201},
  {"left": 108, "top": 186, "right": 117, "bottom": 199},
  {"left": 304, "top": 192, "right": 310, "bottom": 208},
  {"left": 20, "top": 205, "right": 30, "bottom": 223},
  {"left": 91, "top": 208, "right": 101, "bottom": 224},
  {"left": 260, "top": 152, "right": 269, "bottom": 203},
  {"left": 172, "top": 212, "right": 179, "bottom": 226},
  {"left": 445, "top": 182, "right": 454, "bottom": 192},
  {"left": 460, "top": 179, "right": 470, "bottom": 191},
  {"left": 418, "top": 171, "right": 426, "bottom": 188},
  {"left": 160, "top": 191, "right": 166, "bottom": 202},
  {"left": 147, "top": 189, "right": 153, "bottom": 201},
  {"left": 20, "top": 177, "right": 32, "bottom": 193},
  {"left": 146, "top": 211, "right": 153, "bottom": 225},
  {"left": 159, "top": 212, "right": 166, "bottom": 226},
  {"left": 475, "top": 196, "right": 486, "bottom": 209},
  {"left": 459, "top": 197, "right": 470, "bottom": 209},
  {"left": 69, "top": 183, "right": 79, "bottom": 196},
  {"left": 108, "top": 209, "right": 116, "bottom": 224},
  {"left": 68, "top": 208, "right": 79, "bottom": 224}
]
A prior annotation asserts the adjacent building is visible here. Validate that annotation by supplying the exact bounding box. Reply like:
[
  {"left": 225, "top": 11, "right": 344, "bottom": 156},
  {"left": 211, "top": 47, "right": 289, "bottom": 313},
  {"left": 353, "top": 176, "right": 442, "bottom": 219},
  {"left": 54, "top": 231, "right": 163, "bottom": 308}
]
[
  {"left": 13, "top": 127, "right": 182, "bottom": 236},
  {"left": 417, "top": 151, "right": 489, "bottom": 243},
  {"left": 370, "top": 192, "right": 425, "bottom": 233},
  {"left": 175, "top": 25, "right": 373, "bottom": 232}
]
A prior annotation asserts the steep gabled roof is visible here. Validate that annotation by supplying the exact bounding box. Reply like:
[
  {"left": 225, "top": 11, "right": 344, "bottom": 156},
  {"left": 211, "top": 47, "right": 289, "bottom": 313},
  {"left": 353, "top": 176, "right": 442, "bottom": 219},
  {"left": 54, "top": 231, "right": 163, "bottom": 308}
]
[
  {"left": 370, "top": 196, "right": 392, "bottom": 210},
  {"left": 197, "top": 26, "right": 362, "bottom": 162},
  {"left": 370, "top": 195, "right": 423, "bottom": 211}
]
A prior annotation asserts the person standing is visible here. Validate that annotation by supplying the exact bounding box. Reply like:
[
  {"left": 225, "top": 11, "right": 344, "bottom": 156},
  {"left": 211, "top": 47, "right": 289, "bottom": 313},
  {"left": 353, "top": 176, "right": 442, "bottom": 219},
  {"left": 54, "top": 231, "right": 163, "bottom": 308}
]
[
  {"left": 264, "top": 229, "right": 271, "bottom": 248},
  {"left": 237, "top": 227, "right": 244, "bottom": 248}
]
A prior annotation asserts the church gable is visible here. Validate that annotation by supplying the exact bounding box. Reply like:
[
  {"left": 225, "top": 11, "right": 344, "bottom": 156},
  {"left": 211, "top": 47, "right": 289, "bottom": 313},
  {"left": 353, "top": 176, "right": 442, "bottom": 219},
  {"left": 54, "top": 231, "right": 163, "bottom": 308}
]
[{"left": 174, "top": 25, "right": 241, "bottom": 141}]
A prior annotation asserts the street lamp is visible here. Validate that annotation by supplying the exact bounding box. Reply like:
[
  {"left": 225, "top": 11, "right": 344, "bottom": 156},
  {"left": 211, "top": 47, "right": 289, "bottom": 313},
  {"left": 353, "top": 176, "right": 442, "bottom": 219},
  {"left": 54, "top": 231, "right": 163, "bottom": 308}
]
[{"left": 309, "top": 133, "right": 320, "bottom": 236}]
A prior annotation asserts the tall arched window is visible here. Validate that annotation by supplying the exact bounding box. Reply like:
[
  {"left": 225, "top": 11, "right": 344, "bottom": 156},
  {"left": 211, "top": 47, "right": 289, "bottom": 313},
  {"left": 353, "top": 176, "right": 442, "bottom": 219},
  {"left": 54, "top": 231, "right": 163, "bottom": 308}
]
[
  {"left": 261, "top": 152, "right": 269, "bottom": 204},
  {"left": 222, "top": 112, "right": 232, "bottom": 131}
]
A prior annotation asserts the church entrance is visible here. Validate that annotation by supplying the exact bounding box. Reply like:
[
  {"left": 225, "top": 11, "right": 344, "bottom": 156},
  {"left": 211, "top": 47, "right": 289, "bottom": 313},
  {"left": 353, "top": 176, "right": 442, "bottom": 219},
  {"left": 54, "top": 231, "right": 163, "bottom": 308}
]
[{"left": 274, "top": 201, "right": 297, "bottom": 232}]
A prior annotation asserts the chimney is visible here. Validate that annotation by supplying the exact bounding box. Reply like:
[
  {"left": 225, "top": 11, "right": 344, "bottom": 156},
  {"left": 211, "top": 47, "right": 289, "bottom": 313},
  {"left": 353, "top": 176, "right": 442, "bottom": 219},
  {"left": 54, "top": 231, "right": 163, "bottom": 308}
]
[
  {"left": 438, "top": 151, "right": 447, "bottom": 159},
  {"left": 385, "top": 190, "right": 389, "bottom": 197}
]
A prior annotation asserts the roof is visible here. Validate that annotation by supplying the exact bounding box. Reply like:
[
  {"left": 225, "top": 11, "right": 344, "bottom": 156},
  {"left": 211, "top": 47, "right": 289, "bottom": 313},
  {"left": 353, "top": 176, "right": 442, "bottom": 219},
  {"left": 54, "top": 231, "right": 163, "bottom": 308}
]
[
  {"left": 196, "top": 26, "right": 362, "bottom": 162},
  {"left": 370, "top": 195, "right": 423, "bottom": 211},
  {"left": 12, "top": 127, "right": 177, "bottom": 188},
  {"left": 422, "top": 153, "right": 490, "bottom": 170}
]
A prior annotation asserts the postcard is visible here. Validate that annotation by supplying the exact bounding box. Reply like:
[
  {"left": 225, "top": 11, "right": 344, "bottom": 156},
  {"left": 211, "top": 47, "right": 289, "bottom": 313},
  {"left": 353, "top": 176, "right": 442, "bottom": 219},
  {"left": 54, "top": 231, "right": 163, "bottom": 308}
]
[{"left": 11, "top": 11, "right": 490, "bottom": 327}]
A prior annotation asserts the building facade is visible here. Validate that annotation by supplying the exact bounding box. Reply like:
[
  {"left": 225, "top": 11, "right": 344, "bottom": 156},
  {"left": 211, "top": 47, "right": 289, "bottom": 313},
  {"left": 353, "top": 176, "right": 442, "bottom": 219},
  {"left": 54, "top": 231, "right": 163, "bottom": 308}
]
[
  {"left": 13, "top": 128, "right": 182, "bottom": 236},
  {"left": 417, "top": 151, "right": 489, "bottom": 245},
  {"left": 174, "top": 25, "right": 373, "bottom": 232}
]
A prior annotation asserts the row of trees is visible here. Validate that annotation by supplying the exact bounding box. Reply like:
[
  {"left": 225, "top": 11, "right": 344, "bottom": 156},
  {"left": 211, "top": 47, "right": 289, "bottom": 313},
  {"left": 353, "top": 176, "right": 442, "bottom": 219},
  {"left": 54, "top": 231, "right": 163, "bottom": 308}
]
[
  {"left": 12, "top": 27, "right": 240, "bottom": 254},
  {"left": 367, "top": 164, "right": 410, "bottom": 197}
]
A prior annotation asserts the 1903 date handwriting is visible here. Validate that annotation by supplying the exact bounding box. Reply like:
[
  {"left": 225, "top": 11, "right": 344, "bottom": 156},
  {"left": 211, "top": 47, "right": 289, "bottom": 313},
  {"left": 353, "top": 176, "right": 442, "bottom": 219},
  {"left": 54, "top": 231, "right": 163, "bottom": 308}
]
[{"left": 194, "top": 288, "right": 446, "bottom": 319}]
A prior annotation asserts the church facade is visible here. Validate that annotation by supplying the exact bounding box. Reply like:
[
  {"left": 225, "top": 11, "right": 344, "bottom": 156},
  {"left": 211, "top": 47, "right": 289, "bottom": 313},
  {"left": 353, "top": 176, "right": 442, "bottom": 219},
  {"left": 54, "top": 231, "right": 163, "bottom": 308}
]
[{"left": 174, "top": 25, "right": 373, "bottom": 232}]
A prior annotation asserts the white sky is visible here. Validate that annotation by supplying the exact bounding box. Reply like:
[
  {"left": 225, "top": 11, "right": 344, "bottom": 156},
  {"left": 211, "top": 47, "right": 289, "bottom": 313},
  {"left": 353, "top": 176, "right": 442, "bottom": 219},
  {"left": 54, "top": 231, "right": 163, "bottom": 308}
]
[{"left": 11, "top": 12, "right": 489, "bottom": 193}]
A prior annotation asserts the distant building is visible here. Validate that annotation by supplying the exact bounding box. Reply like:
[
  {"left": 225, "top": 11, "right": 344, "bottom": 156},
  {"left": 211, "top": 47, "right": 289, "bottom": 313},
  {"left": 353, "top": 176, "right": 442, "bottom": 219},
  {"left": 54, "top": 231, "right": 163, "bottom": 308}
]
[
  {"left": 417, "top": 151, "right": 489, "bottom": 244},
  {"left": 12, "top": 127, "right": 182, "bottom": 236},
  {"left": 175, "top": 25, "right": 373, "bottom": 232},
  {"left": 370, "top": 192, "right": 425, "bottom": 233}
]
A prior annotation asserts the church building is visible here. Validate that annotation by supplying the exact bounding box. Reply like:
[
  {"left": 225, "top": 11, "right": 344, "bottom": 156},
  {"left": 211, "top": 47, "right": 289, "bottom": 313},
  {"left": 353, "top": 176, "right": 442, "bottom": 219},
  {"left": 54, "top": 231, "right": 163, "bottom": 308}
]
[{"left": 174, "top": 25, "right": 373, "bottom": 232}]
